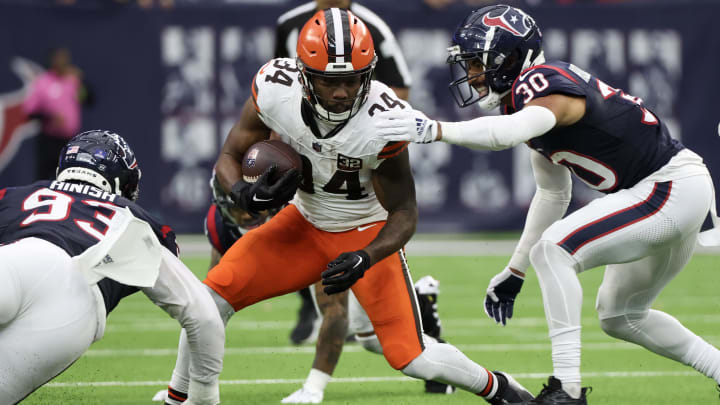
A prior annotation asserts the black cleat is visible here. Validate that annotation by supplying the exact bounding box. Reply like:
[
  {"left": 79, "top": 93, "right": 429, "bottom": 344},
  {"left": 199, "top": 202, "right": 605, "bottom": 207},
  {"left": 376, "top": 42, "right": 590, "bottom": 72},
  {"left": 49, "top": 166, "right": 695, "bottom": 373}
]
[
  {"left": 424, "top": 378, "right": 456, "bottom": 394},
  {"left": 415, "top": 276, "right": 456, "bottom": 394},
  {"left": 290, "top": 287, "right": 319, "bottom": 345},
  {"left": 524, "top": 376, "right": 590, "bottom": 404},
  {"left": 486, "top": 371, "right": 534, "bottom": 405}
]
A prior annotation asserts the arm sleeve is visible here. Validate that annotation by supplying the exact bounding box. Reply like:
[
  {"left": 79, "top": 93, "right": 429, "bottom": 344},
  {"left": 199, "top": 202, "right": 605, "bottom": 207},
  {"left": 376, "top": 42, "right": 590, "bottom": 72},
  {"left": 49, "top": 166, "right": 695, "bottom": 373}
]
[
  {"left": 141, "top": 248, "right": 225, "bottom": 391},
  {"left": 508, "top": 149, "right": 572, "bottom": 273},
  {"left": 439, "top": 106, "right": 557, "bottom": 151}
]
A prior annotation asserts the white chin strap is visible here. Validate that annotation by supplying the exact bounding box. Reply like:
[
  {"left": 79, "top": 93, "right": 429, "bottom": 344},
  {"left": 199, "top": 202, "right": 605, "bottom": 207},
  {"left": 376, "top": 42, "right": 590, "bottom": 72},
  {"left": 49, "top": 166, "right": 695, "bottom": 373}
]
[
  {"left": 314, "top": 101, "right": 353, "bottom": 123},
  {"left": 57, "top": 167, "right": 115, "bottom": 194},
  {"left": 478, "top": 89, "right": 510, "bottom": 110},
  {"left": 478, "top": 50, "right": 546, "bottom": 111}
]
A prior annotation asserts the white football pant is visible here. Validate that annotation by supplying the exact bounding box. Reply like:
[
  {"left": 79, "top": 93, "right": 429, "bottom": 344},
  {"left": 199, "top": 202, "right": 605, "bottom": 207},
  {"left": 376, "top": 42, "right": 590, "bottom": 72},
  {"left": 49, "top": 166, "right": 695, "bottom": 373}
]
[
  {"left": 0, "top": 238, "right": 101, "bottom": 404},
  {"left": 530, "top": 149, "right": 720, "bottom": 387}
]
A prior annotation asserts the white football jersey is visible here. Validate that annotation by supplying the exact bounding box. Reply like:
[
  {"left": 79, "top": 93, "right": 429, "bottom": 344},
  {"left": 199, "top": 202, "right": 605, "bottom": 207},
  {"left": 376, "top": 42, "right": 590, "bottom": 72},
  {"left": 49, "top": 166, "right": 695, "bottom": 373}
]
[{"left": 253, "top": 58, "right": 408, "bottom": 232}]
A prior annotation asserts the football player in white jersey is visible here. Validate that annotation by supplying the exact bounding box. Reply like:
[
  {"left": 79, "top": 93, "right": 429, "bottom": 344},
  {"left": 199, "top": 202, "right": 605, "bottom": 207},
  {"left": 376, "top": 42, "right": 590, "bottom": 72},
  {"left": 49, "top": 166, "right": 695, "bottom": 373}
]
[
  {"left": 162, "top": 8, "right": 533, "bottom": 405},
  {"left": 377, "top": 4, "right": 720, "bottom": 403}
]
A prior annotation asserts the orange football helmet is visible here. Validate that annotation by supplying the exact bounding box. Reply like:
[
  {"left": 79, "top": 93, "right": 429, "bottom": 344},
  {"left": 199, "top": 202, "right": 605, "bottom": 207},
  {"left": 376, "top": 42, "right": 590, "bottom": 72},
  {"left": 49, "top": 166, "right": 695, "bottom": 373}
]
[{"left": 296, "top": 8, "right": 377, "bottom": 123}]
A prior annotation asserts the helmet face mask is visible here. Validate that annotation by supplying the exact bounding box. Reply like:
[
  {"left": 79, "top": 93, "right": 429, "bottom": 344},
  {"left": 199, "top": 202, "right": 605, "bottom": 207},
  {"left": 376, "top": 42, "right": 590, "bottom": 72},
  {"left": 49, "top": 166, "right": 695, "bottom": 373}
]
[
  {"left": 296, "top": 62, "right": 375, "bottom": 123},
  {"left": 296, "top": 8, "right": 377, "bottom": 124},
  {"left": 447, "top": 4, "right": 544, "bottom": 110},
  {"left": 56, "top": 130, "right": 142, "bottom": 201}
]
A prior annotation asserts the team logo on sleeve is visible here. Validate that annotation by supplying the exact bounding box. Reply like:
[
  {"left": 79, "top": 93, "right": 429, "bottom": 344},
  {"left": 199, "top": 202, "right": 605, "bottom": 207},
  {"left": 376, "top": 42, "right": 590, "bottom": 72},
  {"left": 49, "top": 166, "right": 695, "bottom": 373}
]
[{"left": 481, "top": 7, "right": 534, "bottom": 37}]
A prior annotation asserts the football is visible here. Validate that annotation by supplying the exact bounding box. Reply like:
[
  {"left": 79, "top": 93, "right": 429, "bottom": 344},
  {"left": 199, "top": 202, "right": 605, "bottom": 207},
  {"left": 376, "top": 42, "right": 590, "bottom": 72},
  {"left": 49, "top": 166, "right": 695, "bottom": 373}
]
[{"left": 241, "top": 140, "right": 303, "bottom": 183}]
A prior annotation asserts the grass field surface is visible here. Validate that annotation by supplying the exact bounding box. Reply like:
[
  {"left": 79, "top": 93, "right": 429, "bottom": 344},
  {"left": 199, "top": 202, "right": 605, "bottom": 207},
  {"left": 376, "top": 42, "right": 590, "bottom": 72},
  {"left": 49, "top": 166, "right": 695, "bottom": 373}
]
[{"left": 24, "top": 253, "right": 720, "bottom": 404}]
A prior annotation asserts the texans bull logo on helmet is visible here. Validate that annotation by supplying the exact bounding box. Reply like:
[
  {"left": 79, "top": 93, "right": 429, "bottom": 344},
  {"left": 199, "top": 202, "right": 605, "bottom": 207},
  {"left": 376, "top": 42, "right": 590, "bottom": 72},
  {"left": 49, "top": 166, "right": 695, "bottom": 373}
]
[{"left": 481, "top": 6, "right": 535, "bottom": 38}]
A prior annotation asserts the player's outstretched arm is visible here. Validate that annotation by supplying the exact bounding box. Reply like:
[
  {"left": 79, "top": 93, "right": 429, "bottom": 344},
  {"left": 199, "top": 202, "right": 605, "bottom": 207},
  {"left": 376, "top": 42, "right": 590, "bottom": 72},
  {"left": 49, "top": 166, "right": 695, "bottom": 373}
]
[
  {"left": 143, "top": 248, "right": 225, "bottom": 405},
  {"left": 484, "top": 150, "right": 572, "bottom": 326},
  {"left": 376, "top": 93, "right": 587, "bottom": 151}
]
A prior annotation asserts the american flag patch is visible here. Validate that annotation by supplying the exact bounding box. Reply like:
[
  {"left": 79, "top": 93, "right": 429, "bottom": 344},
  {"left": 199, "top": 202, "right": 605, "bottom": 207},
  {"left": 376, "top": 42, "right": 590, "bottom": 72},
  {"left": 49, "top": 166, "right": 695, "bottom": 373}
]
[{"left": 67, "top": 145, "right": 79, "bottom": 154}]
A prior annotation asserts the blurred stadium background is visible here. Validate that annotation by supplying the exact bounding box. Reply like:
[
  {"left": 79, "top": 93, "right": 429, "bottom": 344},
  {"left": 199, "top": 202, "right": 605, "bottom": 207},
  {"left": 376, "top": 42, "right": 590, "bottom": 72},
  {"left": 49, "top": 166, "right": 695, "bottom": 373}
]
[
  {"left": 1, "top": 0, "right": 719, "bottom": 236},
  {"left": 3, "top": 1, "right": 720, "bottom": 403}
]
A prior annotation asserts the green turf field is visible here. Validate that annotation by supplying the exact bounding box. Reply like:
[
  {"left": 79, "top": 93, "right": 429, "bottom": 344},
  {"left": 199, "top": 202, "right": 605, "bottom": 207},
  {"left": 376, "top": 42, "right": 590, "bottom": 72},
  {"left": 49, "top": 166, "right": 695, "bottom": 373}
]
[{"left": 24, "top": 254, "right": 720, "bottom": 404}]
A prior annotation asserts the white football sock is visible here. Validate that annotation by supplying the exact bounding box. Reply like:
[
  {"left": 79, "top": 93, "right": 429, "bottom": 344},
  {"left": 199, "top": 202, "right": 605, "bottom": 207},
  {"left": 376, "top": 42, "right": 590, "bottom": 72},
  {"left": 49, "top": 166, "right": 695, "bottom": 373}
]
[
  {"left": 304, "top": 368, "right": 331, "bottom": 393},
  {"left": 169, "top": 329, "right": 191, "bottom": 394},
  {"left": 530, "top": 240, "right": 583, "bottom": 395}
]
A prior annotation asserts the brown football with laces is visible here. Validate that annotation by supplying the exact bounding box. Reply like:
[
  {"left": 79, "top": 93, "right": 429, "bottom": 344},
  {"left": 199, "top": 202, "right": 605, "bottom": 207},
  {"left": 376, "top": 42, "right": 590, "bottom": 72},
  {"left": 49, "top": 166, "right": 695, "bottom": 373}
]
[{"left": 241, "top": 140, "right": 303, "bottom": 184}]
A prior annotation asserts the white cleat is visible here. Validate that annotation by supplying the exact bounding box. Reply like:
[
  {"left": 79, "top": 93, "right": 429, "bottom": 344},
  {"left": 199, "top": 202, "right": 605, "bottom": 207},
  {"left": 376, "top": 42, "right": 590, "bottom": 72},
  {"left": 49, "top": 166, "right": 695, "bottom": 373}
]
[
  {"left": 152, "top": 389, "right": 168, "bottom": 401},
  {"left": 414, "top": 275, "right": 440, "bottom": 295},
  {"left": 281, "top": 387, "right": 324, "bottom": 404}
]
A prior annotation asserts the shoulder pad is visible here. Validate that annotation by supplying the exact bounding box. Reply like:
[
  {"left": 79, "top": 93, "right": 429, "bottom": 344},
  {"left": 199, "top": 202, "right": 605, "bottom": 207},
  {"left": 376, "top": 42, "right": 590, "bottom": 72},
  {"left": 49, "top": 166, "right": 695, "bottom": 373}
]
[
  {"left": 511, "top": 63, "right": 586, "bottom": 111},
  {"left": 251, "top": 58, "right": 301, "bottom": 116}
]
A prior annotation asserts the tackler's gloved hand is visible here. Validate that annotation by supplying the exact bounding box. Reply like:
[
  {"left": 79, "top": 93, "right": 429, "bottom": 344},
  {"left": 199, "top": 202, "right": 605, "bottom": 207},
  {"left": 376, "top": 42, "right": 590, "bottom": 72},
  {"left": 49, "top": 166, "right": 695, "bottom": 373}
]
[{"left": 484, "top": 266, "right": 525, "bottom": 326}]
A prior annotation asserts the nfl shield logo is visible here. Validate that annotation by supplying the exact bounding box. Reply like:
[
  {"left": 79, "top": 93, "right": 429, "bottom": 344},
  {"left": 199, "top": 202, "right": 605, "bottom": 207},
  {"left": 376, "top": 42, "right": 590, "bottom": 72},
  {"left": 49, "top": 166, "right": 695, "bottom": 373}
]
[
  {"left": 246, "top": 148, "right": 259, "bottom": 167},
  {"left": 312, "top": 142, "right": 322, "bottom": 152}
]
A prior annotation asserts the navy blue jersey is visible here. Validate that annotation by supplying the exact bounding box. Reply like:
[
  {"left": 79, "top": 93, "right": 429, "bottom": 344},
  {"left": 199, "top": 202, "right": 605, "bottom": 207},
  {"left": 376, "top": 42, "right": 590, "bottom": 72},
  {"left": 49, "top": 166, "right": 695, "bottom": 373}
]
[
  {"left": 203, "top": 203, "right": 271, "bottom": 255},
  {"left": 0, "top": 180, "right": 179, "bottom": 313},
  {"left": 204, "top": 204, "right": 242, "bottom": 255},
  {"left": 507, "top": 61, "right": 683, "bottom": 193}
]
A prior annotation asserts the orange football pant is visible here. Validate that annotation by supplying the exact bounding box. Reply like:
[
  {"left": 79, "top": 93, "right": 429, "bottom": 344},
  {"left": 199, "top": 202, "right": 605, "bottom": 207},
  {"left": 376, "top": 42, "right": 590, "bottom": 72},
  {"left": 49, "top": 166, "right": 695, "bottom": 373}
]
[{"left": 204, "top": 204, "right": 424, "bottom": 369}]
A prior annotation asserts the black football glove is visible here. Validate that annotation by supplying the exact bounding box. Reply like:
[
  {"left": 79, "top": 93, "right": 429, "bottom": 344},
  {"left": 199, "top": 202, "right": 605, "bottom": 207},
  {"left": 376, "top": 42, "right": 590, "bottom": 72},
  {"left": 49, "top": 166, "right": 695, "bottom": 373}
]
[
  {"left": 484, "top": 266, "right": 525, "bottom": 326},
  {"left": 321, "top": 250, "right": 371, "bottom": 295},
  {"left": 230, "top": 166, "right": 300, "bottom": 214}
]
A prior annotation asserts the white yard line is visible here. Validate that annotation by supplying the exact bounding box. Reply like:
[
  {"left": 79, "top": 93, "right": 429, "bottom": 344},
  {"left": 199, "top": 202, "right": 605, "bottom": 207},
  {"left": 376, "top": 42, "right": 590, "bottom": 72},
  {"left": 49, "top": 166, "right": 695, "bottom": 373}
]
[
  {"left": 103, "top": 314, "right": 720, "bottom": 332},
  {"left": 176, "top": 234, "right": 720, "bottom": 257},
  {"left": 80, "top": 342, "right": 668, "bottom": 357},
  {"left": 45, "top": 370, "right": 700, "bottom": 388}
]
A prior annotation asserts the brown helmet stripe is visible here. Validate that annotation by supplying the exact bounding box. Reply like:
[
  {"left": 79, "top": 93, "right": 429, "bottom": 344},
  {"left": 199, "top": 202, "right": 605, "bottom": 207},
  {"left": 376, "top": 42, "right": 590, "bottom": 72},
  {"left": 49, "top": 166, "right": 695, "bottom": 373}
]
[
  {"left": 323, "top": 9, "right": 336, "bottom": 63},
  {"left": 324, "top": 8, "right": 352, "bottom": 64},
  {"left": 340, "top": 9, "right": 352, "bottom": 63}
]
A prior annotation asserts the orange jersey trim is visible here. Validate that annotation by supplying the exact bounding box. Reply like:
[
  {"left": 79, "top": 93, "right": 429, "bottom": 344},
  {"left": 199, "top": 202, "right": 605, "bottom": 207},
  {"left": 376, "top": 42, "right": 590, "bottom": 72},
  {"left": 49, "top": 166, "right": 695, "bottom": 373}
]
[{"left": 378, "top": 141, "right": 409, "bottom": 159}]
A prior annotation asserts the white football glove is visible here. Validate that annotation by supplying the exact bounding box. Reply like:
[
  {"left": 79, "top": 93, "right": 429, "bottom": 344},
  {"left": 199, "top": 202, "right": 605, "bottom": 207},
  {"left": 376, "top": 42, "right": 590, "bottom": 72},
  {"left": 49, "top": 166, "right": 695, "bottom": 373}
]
[
  {"left": 281, "top": 387, "right": 324, "bottom": 404},
  {"left": 375, "top": 108, "right": 439, "bottom": 144},
  {"left": 484, "top": 266, "right": 525, "bottom": 326}
]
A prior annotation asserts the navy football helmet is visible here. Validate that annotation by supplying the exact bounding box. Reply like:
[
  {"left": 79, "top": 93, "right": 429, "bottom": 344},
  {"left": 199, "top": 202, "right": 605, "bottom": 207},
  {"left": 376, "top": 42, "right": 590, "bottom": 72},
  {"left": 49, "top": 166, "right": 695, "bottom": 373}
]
[
  {"left": 447, "top": 5, "right": 544, "bottom": 110},
  {"left": 56, "top": 130, "right": 141, "bottom": 201}
]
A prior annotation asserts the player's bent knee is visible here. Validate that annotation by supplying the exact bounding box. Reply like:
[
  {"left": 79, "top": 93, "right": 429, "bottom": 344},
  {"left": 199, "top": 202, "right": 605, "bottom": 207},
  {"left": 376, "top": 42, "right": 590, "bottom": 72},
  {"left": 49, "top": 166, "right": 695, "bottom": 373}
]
[
  {"left": 529, "top": 239, "right": 576, "bottom": 275},
  {"left": 529, "top": 239, "right": 552, "bottom": 273},
  {"left": 401, "top": 352, "right": 437, "bottom": 380},
  {"left": 401, "top": 344, "right": 450, "bottom": 381},
  {"left": 205, "top": 285, "right": 235, "bottom": 325},
  {"left": 598, "top": 312, "right": 648, "bottom": 341},
  {"left": 383, "top": 342, "right": 424, "bottom": 370}
]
